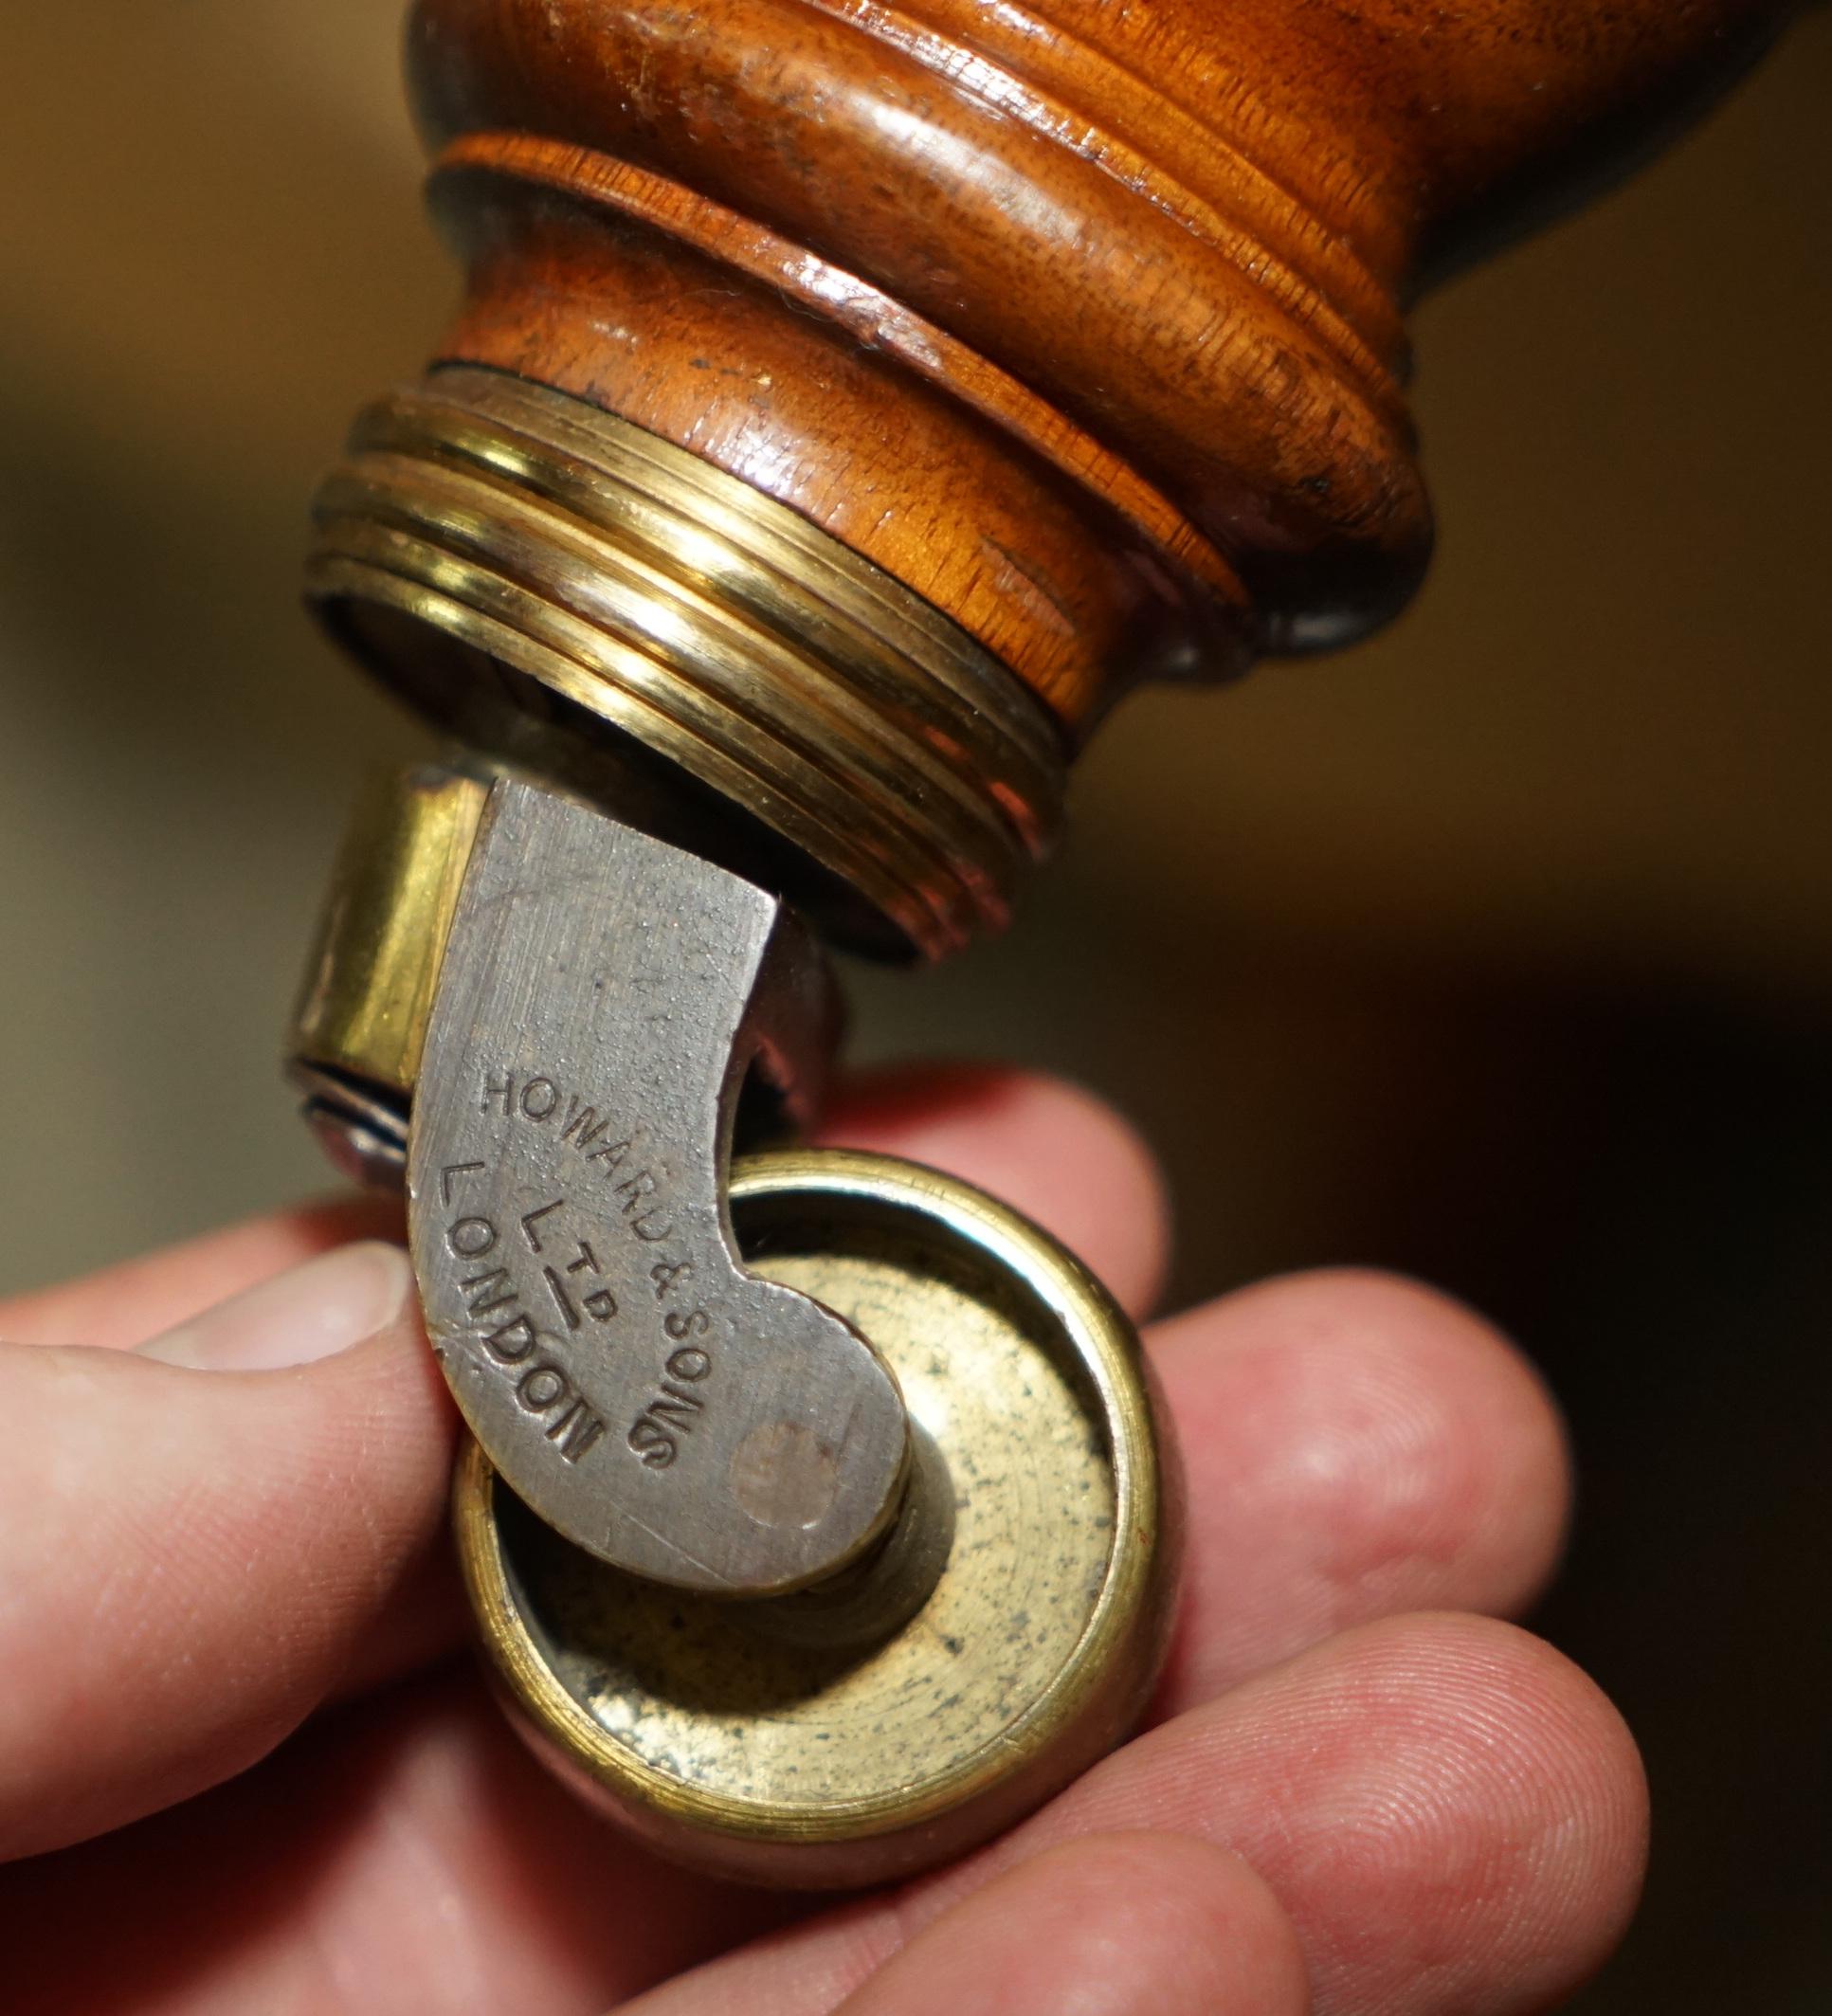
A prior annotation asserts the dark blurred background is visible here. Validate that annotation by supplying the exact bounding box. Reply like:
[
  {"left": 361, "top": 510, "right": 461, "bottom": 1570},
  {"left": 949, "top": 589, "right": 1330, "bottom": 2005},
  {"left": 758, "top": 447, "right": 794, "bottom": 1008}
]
[{"left": 1, "top": 4, "right": 1827, "bottom": 2006}]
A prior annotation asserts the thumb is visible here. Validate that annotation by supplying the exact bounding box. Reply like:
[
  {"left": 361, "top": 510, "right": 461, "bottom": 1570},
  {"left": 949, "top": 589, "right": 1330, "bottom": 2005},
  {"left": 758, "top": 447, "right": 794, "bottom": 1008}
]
[{"left": 0, "top": 1242, "right": 456, "bottom": 1861}]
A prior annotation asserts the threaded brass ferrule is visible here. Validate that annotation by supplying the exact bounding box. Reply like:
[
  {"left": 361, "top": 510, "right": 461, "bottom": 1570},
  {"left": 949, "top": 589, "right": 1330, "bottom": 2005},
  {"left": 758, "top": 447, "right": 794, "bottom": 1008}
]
[{"left": 305, "top": 366, "right": 1064, "bottom": 959}]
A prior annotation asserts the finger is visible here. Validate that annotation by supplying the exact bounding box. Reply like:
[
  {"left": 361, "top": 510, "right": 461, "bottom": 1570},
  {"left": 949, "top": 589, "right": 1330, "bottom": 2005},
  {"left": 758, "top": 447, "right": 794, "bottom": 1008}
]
[
  {"left": 0, "top": 1193, "right": 404, "bottom": 1349},
  {"left": 1150, "top": 1268, "right": 1570, "bottom": 1710},
  {"left": 643, "top": 1615, "right": 1646, "bottom": 2016},
  {"left": 822, "top": 1835, "right": 1309, "bottom": 2016},
  {"left": 0, "top": 1617, "right": 1639, "bottom": 2016},
  {"left": 0, "top": 1670, "right": 791, "bottom": 2016},
  {"left": 821, "top": 1064, "right": 1171, "bottom": 1317},
  {"left": 0, "top": 1242, "right": 455, "bottom": 1861}
]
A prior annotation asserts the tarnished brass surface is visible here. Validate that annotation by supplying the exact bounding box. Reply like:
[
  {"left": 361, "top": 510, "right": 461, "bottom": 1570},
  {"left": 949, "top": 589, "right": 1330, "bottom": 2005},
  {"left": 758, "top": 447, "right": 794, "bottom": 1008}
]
[
  {"left": 287, "top": 762, "right": 841, "bottom": 1185},
  {"left": 288, "top": 764, "right": 485, "bottom": 1184},
  {"left": 454, "top": 1148, "right": 1179, "bottom": 1888},
  {"left": 306, "top": 366, "right": 1067, "bottom": 961},
  {"left": 291, "top": 763, "right": 485, "bottom": 1105}
]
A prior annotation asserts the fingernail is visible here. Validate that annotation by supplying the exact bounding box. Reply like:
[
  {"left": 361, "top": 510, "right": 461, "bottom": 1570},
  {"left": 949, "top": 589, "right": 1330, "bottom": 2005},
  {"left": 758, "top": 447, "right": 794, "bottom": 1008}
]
[{"left": 139, "top": 1241, "right": 415, "bottom": 1371}]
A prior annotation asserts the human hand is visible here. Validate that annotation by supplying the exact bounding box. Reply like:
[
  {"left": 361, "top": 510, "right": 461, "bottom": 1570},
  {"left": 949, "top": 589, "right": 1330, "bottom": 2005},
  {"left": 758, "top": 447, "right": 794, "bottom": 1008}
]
[{"left": 0, "top": 1066, "right": 1643, "bottom": 2014}]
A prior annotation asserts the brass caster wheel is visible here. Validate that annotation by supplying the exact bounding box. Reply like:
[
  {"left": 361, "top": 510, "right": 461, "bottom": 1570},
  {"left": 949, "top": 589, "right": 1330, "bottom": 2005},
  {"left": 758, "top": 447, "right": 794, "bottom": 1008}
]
[{"left": 453, "top": 1147, "right": 1181, "bottom": 1889}]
